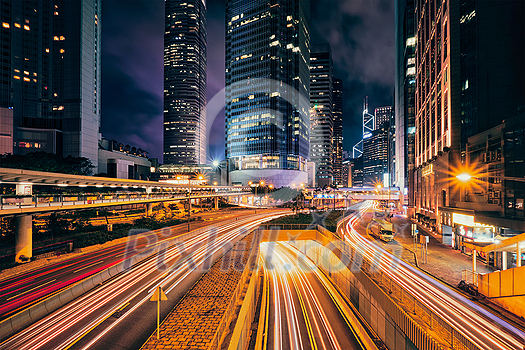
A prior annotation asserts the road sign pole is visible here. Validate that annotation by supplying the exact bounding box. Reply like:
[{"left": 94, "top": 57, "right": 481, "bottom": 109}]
[
  {"left": 157, "top": 287, "right": 160, "bottom": 339},
  {"left": 150, "top": 285, "right": 167, "bottom": 340}
]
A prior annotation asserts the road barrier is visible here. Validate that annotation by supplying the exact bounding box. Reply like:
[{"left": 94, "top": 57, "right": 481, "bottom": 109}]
[{"left": 209, "top": 229, "right": 262, "bottom": 350}]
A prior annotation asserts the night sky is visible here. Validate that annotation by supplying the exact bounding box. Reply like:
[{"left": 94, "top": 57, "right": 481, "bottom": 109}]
[{"left": 101, "top": 0, "right": 394, "bottom": 162}]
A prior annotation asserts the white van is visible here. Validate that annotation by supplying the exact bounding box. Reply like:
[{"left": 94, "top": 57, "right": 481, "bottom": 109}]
[{"left": 366, "top": 218, "right": 394, "bottom": 242}]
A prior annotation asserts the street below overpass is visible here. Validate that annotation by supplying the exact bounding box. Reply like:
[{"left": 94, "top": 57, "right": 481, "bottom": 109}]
[
  {"left": 262, "top": 242, "right": 364, "bottom": 350},
  {"left": 0, "top": 209, "right": 286, "bottom": 349},
  {"left": 0, "top": 209, "right": 255, "bottom": 322}
]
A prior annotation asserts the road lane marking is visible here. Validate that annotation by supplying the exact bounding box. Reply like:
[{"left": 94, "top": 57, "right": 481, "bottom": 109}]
[
  {"left": 74, "top": 262, "right": 101, "bottom": 273},
  {"left": 6, "top": 279, "right": 56, "bottom": 301}
]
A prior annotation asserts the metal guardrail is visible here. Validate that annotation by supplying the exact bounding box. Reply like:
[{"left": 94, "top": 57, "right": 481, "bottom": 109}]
[{"left": 0, "top": 192, "right": 251, "bottom": 211}]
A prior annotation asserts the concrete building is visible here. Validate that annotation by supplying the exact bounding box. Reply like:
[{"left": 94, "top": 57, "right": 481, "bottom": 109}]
[
  {"left": 98, "top": 139, "right": 151, "bottom": 180},
  {"left": 164, "top": 0, "right": 207, "bottom": 165},
  {"left": 0, "top": 107, "right": 13, "bottom": 155},
  {"left": 310, "top": 44, "right": 333, "bottom": 187},
  {"left": 225, "top": 0, "right": 310, "bottom": 188},
  {"left": 410, "top": 0, "right": 525, "bottom": 238},
  {"left": 440, "top": 112, "right": 525, "bottom": 248},
  {"left": 0, "top": 0, "right": 101, "bottom": 171},
  {"left": 394, "top": 0, "right": 416, "bottom": 207}
]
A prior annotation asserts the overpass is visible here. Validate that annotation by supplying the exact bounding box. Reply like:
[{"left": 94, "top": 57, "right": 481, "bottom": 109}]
[{"left": 0, "top": 168, "right": 252, "bottom": 262}]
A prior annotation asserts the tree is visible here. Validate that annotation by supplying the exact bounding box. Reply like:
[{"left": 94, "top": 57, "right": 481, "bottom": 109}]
[{"left": 0, "top": 152, "right": 94, "bottom": 175}]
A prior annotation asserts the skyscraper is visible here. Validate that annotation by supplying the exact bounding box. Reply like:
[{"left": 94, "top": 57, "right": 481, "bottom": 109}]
[
  {"left": 363, "top": 123, "right": 389, "bottom": 187},
  {"left": 164, "top": 0, "right": 207, "bottom": 165},
  {"left": 375, "top": 106, "right": 393, "bottom": 186},
  {"left": 411, "top": 0, "right": 524, "bottom": 229},
  {"left": 0, "top": 0, "right": 101, "bottom": 170},
  {"left": 332, "top": 78, "right": 343, "bottom": 186},
  {"left": 374, "top": 106, "right": 393, "bottom": 129},
  {"left": 394, "top": 0, "right": 416, "bottom": 207},
  {"left": 310, "top": 44, "right": 333, "bottom": 187},
  {"left": 225, "top": 0, "right": 310, "bottom": 187}
]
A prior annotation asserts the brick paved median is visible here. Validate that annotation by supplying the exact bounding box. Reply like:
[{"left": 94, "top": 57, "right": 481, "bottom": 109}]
[{"left": 140, "top": 232, "right": 254, "bottom": 350}]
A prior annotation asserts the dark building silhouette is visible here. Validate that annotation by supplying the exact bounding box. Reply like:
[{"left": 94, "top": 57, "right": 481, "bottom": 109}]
[{"left": 0, "top": 0, "right": 101, "bottom": 170}]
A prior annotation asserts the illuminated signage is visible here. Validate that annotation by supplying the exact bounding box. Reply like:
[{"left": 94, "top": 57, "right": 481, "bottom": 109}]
[
  {"left": 422, "top": 164, "right": 433, "bottom": 177},
  {"left": 452, "top": 213, "right": 474, "bottom": 226}
]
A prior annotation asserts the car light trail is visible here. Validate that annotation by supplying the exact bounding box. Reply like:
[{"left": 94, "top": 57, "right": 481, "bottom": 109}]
[
  {"left": 341, "top": 201, "right": 525, "bottom": 350},
  {"left": 262, "top": 242, "right": 363, "bottom": 350},
  {"left": 0, "top": 213, "right": 287, "bottom": 350}
]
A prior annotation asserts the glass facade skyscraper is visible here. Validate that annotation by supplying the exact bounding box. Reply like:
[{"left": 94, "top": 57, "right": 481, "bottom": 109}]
[
  {"left": 0, "top": 0, "right": 101, "bottom": 171},
  {"left": 164, "top": 0, "right": 207, "bottom": 165},
  {"left": 310, "top": 45, "right": 333, "bottom": 187},
  {"left": 225, "top": 0, "right": 310, "bottom": 187},
  {"left": 394, "top": 0, "right": 416, "bottom": 206}
]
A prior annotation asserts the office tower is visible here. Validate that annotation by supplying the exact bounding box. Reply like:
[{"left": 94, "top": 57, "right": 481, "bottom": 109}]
[
  {"left": 394, "top": 0, "right": 416, "bottom": 207},
  {"left": 412, "top": 0, "right": 524, "bottom": 230},
  {"left": 164, "top": 0, "right": 207, "bottom": 165},
  {"left": 352, "top": 97, "right": 374, "bottom": 158},
  {"left": 388, "top": 110, "right": 395, "bottom": 188},
  {"left": 363, "top": 123, "right": 389, "bottom": 186},
  {"left": 0, "top": 0, "right": 101, "bottom": 170},
  {"left": 310, "top": 44, "right": 333, "bottom": 187},
  {"left": 375, "top": 106, "right": 394, "bottom": 186},
  {"left": 332, "top": 78, "right": 343, "bottom": 186},
  {"left": 349, "top": 156, "right": 363, "bottom": 187},
  {"left": 225, "top": 0, "right": 310, "bottom": 187},
  {"left": 375, "top": 106, "right": 393, "bottom": 129}
]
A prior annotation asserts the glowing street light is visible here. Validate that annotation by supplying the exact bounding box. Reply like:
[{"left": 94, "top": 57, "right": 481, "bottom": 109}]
[{"left": 456, "top": 173, "right": 472, "bottom": 182}]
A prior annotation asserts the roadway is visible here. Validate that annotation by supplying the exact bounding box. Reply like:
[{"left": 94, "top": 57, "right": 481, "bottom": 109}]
[
  {"left": 261, "top": 242, "right": 364, "bottom": 350},
  {"left": 0, "top": 209, "right": 287, "bottom": 350},
  {"left": 0, "top": 208, "right": 261, "bottom": 323},
  {"left": 343, "top": 201, "right": 525, "bottom": 350}
]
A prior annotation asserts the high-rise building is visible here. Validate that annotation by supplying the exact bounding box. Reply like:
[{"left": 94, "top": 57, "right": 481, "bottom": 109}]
[
  {"left": 164, "top": 0, "right": 207, "bottom": 165},
  {"left": 225, "top": 0, "right": 310, "bottom": 187},
  {"left": 363, "top": 124, "right": 389, "bottom": 186},
  {"left": 374, "top": 106, "right": 393, "bottom": 129},
  {"left": 310, "top": 44, "right": 333, "bottom": 187},
  {"left": 332, "top": 78, "right": 343, "bottom": 186},
  {"left": 348, "top": 156, "right": 363, "bottom": 188},
  {"left": 394, "top": 0, "right": 416, "bottom": 207},
  {"left": 411, "top": 0, "right": 524, "bottom": 233},
  {"left": 0, "top": 0, "right": 101, "bottom": 170}
]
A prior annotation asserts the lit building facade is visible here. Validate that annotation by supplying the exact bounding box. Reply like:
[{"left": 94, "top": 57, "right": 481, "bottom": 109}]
[
  {"left": 164, "top": 0, "right": 207, "bottom": 165},
  {"left": 225, "top": 0, "right": 310, "bottom": 187},
  {"left": 0, "top": 0, "right": 101, "bottom": 171},
  {"left": 412, "top": 0, "right": 525, "bottom": 238},
  {"left": 394, "top": 0, "right": 416, "bottom": 207},
  {"left": 310, "top": 44, "right": 333, "bottom": 187},
  {"left": 332, "top": 78, "right": 343, "bottom": 186},
  {"left": 375, "top": 106, "right": 393, "bottom": 129},
  {"left": 363, "top": 124, "right": 389, "bottom": 187}
]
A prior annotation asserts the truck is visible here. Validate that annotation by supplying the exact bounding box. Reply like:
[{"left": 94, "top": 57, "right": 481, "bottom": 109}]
[{"left": 366, "top": 218, "right": 394, "bottom": 242}]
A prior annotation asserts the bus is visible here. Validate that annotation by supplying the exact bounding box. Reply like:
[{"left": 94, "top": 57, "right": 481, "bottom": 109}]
[{"left": 366, "top": 218, "right": 394, "bottom": 242}]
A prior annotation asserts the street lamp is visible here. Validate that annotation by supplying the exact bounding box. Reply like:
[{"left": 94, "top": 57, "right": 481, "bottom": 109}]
[{"left": 456, "top": 173, "right": 472, "bottom": 182}]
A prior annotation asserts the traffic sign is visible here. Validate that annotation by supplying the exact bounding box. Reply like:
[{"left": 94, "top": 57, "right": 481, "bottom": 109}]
[{"left": 151, "top": 286, "right": 168, "bottom": 301}]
